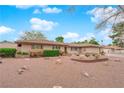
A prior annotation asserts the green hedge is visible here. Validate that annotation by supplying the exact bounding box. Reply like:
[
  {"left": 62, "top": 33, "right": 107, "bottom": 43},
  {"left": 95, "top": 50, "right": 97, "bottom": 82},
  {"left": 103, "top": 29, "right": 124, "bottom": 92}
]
[
  {"left": 0, "top": 48, "right": 17, "bottom": 57},
  {"left": 43, "top": 50, "right": 60, "bottom": 57}
]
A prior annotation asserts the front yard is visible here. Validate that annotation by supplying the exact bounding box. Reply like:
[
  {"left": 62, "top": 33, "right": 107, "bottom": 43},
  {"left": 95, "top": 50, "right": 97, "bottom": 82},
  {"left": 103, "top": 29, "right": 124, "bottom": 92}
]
[{"left": 0, "top": 56, "right": 124, "bottom": 88}]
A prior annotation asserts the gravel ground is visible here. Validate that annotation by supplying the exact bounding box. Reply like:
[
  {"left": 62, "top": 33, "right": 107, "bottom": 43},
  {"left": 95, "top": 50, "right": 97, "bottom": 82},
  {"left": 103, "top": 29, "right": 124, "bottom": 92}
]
[{"left": 0, "top": 56, "right": 124, "bottom": 88}]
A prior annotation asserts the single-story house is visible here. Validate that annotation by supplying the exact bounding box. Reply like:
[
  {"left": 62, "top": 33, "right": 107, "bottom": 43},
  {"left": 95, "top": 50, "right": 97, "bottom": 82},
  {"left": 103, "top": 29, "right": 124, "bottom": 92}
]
[
  {"left": 67, "top": 43, "right": 102, "bottom": 55},
  {"left": 15, "top": 40, "right": 103, "bottom": 55},
  {"left": 103, "top": 46, "right": 124, "bottom": 54}
]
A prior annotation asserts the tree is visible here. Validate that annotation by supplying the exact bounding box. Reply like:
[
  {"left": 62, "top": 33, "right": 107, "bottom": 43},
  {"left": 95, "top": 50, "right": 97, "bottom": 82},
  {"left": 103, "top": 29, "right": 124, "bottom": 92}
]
[
  {"left": 0, "top": 40, "right": 11, "bottom": 43},
  {"left": 55, "top": 36, "right": 64, "bottom": 43},
  {"left": 72, "top": 37, "right": 99, "bottom": 45},
  {"left": 96, "top": 5, "right": 124, "bottom": 30},
  {"left": 108, "top": 44, "right": 112, "bottom": 46},
  {"left": 19, "top": 30, "right": 46, "bottom": 40},
  {"left": 109, "top": 22, "right": 124, "bottom": 47},
  {"left": 88, "top": 37, "right": 99, "bottom": 45}
]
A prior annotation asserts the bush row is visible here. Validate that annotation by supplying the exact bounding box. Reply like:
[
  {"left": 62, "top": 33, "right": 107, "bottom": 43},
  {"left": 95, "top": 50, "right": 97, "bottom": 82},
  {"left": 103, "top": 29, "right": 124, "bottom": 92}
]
[
  {"left": 0, "top": 48, "right": 17, "bottom": 57},
  {"left": 0, "top": 48, "right": 60, "bottom": 57},
  {"left": 43, "top": 50, "right": 60, "bottom": 57}
]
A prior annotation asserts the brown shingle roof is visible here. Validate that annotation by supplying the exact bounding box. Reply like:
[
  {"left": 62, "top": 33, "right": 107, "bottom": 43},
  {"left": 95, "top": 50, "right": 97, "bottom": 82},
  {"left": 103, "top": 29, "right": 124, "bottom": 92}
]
[
  {"left": 16, "top": 40, "right": 102, "bottom": 48},
  {"left": 103, "top": 46, "right": 124, "bottom": 50},
  {"left": 15, "top": 40, "right": 68, "bottom": 46},
  {"left": 68, "top": 43, "right": 101, "bottom": 48}
]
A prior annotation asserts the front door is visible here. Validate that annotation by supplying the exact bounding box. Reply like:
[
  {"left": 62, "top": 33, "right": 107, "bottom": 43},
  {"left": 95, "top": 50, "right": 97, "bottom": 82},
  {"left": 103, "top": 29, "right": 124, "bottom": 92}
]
[{"left": 64, "top": 47, "right": 67, "bottom": 54}]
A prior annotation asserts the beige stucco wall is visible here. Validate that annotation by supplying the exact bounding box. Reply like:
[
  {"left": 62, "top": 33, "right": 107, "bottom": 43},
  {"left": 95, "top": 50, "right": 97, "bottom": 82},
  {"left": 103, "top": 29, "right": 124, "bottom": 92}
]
[
  {"left": 103, "top": 49, "right": 110, "bottom": 54},
  {"left": 81, "top": 47, "right": 100, "bottom": 54},
  {"left": 43, "top": 45, "right": 65, "bottom": 52},
  {"left": 42, "top": 45, "right": 52, "bottom": 50},
  {"left": 17, "top": 44, "right": 31, "bottom": 52},
  {"left": 17, "top": 43, "right": 103, "bottom": 55},
  {"left": 17, "top": 44, "right": 66, "bottom": 53},
  {"left": 103, "top": 48, "right": 124, "bottom": 54},
  {"left": 67, "top": 47, "right": 101, "bottom": 55},
  {"left": 67, "top": 47, "right": 80, "bottom": 55}
]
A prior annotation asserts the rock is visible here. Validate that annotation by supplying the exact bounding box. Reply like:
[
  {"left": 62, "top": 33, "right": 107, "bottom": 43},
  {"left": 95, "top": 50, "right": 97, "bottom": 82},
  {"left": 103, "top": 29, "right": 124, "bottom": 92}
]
[
  {"left": 53, "top": 86, "right": 62, "bottom": 88},
  {"left": 103, "top": 62, "right": 109, "bottom": 66},
  {"left": 21, "top": 65, "right": 28, "bottom": 70},
  {"left": 0, "top": 61, "right": 2, "bottom": 64},
  {"left": 24, "top": 58, "right": 30, "bottom": 61},
  {"left": 56, "top": 59, "right": 62, "bottom": 64},
  {"left": 18, "top": 69, "right": 24, "bottom": 75},
  {"left": 83, "top": 72, "right": 90, "bottom": 78},
  {"left": 114, "top": 59, "right": 121, "bottom": 62}
]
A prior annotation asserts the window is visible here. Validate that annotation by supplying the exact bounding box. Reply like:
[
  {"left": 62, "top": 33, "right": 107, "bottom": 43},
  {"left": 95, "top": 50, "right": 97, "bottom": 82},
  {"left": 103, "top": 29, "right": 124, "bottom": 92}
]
[
  {"left": 71, "top": 47, "right": 77, "bottom": 51},
  {"left": 32, "top": 45, "right": 43, "bottom": 49},
  {"left": 52, "top": 46, "right": 60, "bottom": 50},
  {"left": 18, "top": 44, "right": 22, "bottom": 47}
]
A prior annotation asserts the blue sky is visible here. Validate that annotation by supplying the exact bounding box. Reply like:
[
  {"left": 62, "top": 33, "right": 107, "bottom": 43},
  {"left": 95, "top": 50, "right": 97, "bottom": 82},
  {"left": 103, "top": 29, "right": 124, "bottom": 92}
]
[{"left": 0, "top": 5, "right": 117, "bottom": 44}]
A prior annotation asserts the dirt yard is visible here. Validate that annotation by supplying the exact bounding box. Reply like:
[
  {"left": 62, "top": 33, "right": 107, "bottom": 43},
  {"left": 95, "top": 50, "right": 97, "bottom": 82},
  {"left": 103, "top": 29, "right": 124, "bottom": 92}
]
[{"left": 0, "top": 56, "right": 124, "bottom": 88}]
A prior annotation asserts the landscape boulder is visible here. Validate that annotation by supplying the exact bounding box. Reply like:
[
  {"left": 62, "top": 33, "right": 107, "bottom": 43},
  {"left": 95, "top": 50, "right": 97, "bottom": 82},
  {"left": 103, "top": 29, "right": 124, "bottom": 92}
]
[
  {"left": 0, "top": 61, "right": 2, "bottom": 64},
  {"left": 21, "top": 65, "right": 28, "bottom": 70},
  {"left": 83, "top": 72, "right": 90, "bottom": 78},
  {"left": 18, "top": 69, "right": 24, "bottom": 75},
  {"left": 56, "top": 59, "right": 62, "bottom": 64}
]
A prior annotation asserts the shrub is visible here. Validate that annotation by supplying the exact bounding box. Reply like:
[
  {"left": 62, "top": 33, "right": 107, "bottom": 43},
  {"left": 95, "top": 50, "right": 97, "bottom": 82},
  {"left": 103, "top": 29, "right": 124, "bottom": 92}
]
[
  {"left": 92, "top": 53, "right": 96, "bottom": 57},
  {"left": 30, "top": 52, "right": 42, "bottom": 57},
  {"left": 100, "top": 51, "right": 105, "bottom": 55},
  {"left": 17, "top": 51, "right": 22, "bottom": 54},
  {"left": 22, "top": 52, "right": 29, "bottom": 55},
  {"left": 0, "top": 48, "right": 16, "bottom": 57},
  {"left": 43, "top": 50, "right": 60, "bottom": 57},
  {"left": 17, "top": 51, "right": 29, "bottom": 55},
  {"left": 94, "top": 53, "right": 100, "bottom": 59},
  {"left": 85, "top": 53, "right": 90, "bottom": 57}
]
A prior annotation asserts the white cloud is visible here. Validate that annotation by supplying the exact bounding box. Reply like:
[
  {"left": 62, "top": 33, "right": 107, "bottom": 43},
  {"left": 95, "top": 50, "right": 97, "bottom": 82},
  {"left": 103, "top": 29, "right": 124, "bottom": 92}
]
[
  {"left": 18, "top": 31, "right": 25, "bottom": 36},
  {"left": 33, "top": 9, "right": 41, "bottom": 14},
  {"left": 16, "top": 5, "right": 34, "bottom": 9},
  {"left": 79, "top": 33, "right": 95, "bottom": 41},
  {"left": 0, "top": 26, "right": 15, "bottom": 34},
  {"left": 62, "top": 32, "right": 79, "bottom": 39},
  {"left": 30, "top": 18, "right": 58, "bottom": 31},
  {"left": 16, "top": 5, "right": 47, "bottom": 9},
  {"left": 98, "top": 28, "right": 112, "bottom": 40},
  {"left": 42, "top": 7, "right": 62, "bottom": 13},
  {"left": 87, "top": 6, "right": 124, "bottom": 24}
]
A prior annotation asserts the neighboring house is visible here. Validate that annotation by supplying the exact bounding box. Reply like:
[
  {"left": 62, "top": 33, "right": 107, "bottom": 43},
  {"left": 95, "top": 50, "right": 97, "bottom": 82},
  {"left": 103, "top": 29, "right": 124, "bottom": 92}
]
[
  {"left": 67, "top": 43, "right": 102, "bottom": 55},
  {"left": 15, "top": 40, "right": 103, "bottom": 55},
  {"left": 103, "top": 46, "right": 124, "bottom": 54}
]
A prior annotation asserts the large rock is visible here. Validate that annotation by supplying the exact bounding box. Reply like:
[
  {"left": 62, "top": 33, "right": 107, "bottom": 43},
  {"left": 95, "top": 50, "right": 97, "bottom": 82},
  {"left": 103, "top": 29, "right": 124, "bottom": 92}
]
[
  {"left": 56, "top": 59, "right": 62, "bottom": 64},
  {"left": 21, "top": 65, "right": 28, "bottom": 70},
  {"left": 0, "top": 61, "right": 2, "bottom": 64},
  {"left": 103, "top": 62, "right": 109, "bottom": 66},
  {"left": 24, "top": 58, "right": 30, "bottom": 61},
  {"left": 18, "top": 69, "right": 24, "bottom": 75},
  {"left": 114, "top": 59, "right": 121, "bottom": 62},
  {"left": 83, "top": 72, "right": 90, "bottom": 78}
]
